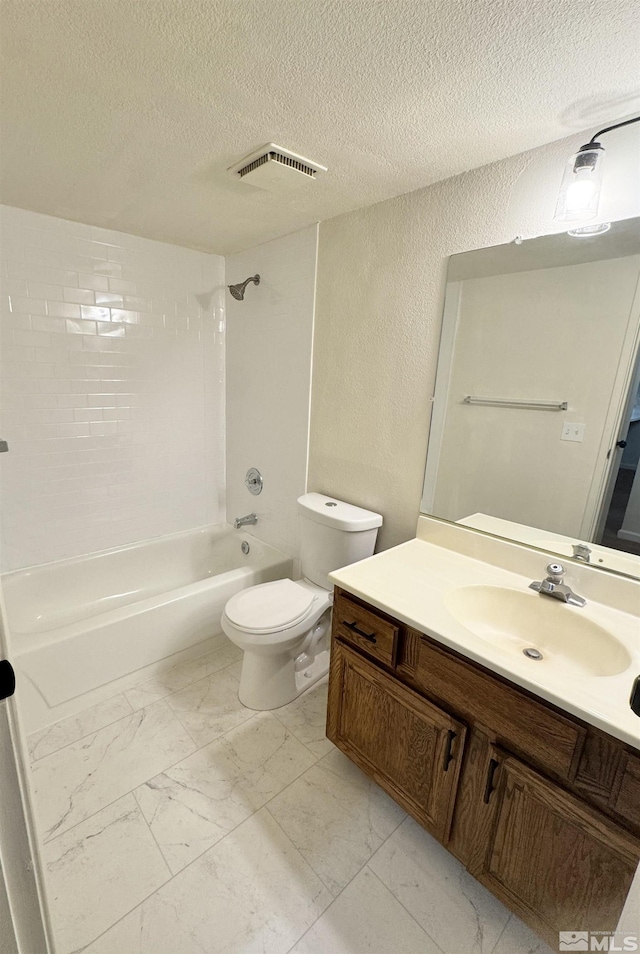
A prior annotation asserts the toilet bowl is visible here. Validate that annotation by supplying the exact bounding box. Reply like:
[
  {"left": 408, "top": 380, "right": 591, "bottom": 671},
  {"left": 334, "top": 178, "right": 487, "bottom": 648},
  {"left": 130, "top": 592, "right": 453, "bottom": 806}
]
[
  {"left": 222, "top": 578, "right": 332, "bottom": 709},
  {"left": 222, "top": 493, "right": 382, "bottom": 710}
]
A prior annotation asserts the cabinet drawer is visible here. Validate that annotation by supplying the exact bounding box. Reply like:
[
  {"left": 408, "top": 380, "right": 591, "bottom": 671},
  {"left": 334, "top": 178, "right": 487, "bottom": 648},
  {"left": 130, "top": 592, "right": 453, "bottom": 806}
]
[
  {"left": 416, "top": 637, "right": 584, "bottom": 781},
  {"left": 333, "top": 592, "right": 399, "bottom": 667}
]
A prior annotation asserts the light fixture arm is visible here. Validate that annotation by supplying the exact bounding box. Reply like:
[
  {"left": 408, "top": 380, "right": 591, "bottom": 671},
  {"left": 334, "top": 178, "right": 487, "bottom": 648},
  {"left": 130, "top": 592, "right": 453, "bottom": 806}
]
[{"left": 587, "top": 115, "right": 640, "bottom": 146}]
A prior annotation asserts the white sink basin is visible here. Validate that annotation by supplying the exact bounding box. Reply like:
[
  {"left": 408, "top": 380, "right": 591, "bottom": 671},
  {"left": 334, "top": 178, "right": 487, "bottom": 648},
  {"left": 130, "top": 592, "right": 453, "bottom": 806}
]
[{"left": 445, "top": 585, "right": 632, "bottom": 678}]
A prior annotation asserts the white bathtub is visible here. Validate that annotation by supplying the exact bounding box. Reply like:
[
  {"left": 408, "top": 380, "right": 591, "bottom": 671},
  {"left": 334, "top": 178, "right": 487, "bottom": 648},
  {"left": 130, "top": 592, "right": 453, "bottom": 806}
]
[{"left": 3, "top": 525, "right": 292, "bottom": 728}]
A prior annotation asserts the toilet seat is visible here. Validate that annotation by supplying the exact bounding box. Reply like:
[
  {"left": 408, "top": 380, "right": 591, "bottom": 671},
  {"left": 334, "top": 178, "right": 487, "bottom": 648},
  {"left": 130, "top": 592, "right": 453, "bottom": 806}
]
[{"left": 224, "top": 578, "right": 318, "bottom": 634}]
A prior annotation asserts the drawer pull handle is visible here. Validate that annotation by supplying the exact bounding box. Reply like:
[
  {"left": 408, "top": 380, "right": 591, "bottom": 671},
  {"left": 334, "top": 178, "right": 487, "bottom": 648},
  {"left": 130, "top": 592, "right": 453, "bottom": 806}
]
[
  {"left": 483, "top": 758, "right": 500, "bottom": 804},
  {"left": 344, "top": 620, "right": 377, "bottom": 643},
  {"left": 443, "top": 729, "right": 456, "bottom": 771}
]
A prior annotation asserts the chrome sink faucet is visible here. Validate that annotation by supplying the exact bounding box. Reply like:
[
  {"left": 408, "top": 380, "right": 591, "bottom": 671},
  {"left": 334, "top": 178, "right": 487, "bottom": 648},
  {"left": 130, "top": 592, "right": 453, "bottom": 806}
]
[
  {"left": 234, "top": 513, "right": 258, "bottom": 529},
  {"left": 529, "top": 563, "right": 586, "bottom": 607}
]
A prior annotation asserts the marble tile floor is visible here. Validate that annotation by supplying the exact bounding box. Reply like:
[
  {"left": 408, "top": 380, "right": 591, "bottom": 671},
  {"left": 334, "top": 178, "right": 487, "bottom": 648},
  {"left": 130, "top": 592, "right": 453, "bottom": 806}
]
[{"left": 28, "top": 636, "right": 554, "bottom": 954}]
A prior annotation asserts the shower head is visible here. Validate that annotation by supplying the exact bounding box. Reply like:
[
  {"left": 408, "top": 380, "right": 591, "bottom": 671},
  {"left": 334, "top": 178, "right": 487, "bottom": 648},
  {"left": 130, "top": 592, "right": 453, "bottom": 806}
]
[{"left": 228, "top": 274, "right": 260, "bottom": 301}]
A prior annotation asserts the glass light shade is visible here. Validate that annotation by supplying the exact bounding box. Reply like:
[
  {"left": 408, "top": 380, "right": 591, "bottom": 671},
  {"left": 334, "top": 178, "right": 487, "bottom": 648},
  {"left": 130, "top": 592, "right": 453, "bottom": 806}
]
[{"left": 554, "top": 145, "right": 605, "bottom": 223}]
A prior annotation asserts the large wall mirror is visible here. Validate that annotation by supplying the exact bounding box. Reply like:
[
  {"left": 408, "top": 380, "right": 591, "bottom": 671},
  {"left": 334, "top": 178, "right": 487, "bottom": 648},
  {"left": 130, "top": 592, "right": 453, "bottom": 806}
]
[{"left": 422, "top": 216, "right": 640, "bottom": 579}]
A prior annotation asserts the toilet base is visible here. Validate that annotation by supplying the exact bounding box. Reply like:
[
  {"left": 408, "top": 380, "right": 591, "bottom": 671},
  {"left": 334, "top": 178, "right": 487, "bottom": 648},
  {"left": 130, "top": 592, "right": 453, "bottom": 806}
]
[{"left": 238, "top": 648, "right": 330, "bottom": 710}]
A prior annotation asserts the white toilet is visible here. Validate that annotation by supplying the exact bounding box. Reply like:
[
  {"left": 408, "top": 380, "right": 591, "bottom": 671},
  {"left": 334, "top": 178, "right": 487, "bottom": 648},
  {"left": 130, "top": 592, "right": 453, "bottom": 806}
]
[{"left": 221, "top": 493, "right": 382, "bottom": 710}]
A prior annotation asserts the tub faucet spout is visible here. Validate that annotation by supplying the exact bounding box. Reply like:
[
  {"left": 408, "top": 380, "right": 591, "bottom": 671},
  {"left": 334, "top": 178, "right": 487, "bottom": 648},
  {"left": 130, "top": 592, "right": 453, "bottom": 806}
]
[{"left": 234, "top": 513, "right": 258, "bottom": 529}]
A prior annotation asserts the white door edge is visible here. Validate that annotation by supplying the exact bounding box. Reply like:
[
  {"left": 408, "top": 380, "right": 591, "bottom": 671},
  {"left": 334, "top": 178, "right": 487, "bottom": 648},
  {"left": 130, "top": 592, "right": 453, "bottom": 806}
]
[
  {"left": 583, "top": 272, "right": 640, "bottom": 541},
  {"left": 0, "top": 600, "right": 56, "bottom": 953}
]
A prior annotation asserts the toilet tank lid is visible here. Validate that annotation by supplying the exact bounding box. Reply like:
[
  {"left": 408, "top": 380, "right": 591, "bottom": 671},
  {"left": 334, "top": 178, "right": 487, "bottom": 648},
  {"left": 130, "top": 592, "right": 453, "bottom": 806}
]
[{"left": 297, "top": 493, "right": 383, "bottom": 531}]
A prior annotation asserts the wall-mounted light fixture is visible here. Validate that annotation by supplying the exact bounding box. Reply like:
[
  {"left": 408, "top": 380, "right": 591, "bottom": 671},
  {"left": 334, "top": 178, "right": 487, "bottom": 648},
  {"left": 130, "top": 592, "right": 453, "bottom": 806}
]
[{"left": 554, "top": 115, "right": 640, "bottom": 232}]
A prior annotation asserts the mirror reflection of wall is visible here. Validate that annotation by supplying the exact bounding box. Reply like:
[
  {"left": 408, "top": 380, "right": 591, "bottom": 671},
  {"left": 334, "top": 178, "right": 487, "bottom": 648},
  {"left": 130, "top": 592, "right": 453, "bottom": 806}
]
[{"left": 422, "top": 217, "right": 640, "bottom": 578}]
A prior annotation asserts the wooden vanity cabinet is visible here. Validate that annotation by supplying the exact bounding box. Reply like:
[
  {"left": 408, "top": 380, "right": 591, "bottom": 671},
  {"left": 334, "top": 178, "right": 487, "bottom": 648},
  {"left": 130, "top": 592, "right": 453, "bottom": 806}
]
[
  {"left": 327, "top": 588, "right": 640, "bottom": 948},
  {"left": 469, "top": 748, "right": 639, "bottom": 941},
  {"left": 327, "top": 640, "right": 466, "bottom": 842}
]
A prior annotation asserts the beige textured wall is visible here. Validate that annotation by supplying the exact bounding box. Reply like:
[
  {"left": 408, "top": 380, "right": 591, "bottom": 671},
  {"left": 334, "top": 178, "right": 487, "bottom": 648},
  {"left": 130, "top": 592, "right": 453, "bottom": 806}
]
[{"left": 308, "top": 127, "right": 640, "bottom": 551}]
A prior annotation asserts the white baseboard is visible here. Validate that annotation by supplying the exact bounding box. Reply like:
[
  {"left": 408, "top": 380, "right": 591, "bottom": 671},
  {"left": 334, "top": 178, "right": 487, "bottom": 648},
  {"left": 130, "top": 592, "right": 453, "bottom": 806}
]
[{"left": 617, "top": 528, "right": 640, "bottom": 544}]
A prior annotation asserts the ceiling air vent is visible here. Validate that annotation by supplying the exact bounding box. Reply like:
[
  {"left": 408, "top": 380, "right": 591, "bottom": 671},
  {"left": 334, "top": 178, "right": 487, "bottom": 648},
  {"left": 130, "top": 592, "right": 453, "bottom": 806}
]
[{"left": 228, "top": 144, "right": 327, "bottom": 192}]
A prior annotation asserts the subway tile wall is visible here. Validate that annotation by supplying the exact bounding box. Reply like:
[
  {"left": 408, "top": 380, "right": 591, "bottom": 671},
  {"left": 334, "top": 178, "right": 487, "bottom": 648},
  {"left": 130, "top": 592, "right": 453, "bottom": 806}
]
[
  {"left": 226, "top": 225, "right": 318, "bottom": 563},
  {"left": 0, "top": 206, "right": 225, "bottom": 571}
]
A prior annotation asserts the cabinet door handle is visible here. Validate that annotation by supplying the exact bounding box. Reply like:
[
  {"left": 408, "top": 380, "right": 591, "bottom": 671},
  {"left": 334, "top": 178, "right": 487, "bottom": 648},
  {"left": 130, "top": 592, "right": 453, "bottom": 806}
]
[
  {"left": 443, "top": 729, "right": 457, "bottom": 771},
  {"left": 344, "top": 620, "right": 377, "bottom": 643},
  {"left": 483, "top": 758, "right": 500, "bottom": 804}
]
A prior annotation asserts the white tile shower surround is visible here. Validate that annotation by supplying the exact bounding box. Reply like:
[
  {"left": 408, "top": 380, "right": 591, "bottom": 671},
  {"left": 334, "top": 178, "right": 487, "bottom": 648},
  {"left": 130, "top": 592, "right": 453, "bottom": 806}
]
[
  {"left": 226, "top": 225, "right": 318, "bottom": 564},
  {"left": 0, "top": 205, "right": 225, "bottom": 571},
  {"left": 29, "top": 640, "right": 554, "bottom": 954}
]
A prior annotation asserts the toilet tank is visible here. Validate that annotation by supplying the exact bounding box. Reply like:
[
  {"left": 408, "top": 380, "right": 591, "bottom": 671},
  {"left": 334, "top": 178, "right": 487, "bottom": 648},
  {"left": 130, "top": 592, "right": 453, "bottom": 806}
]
[{"left": 297, "top": 493, "right": 383, "bottom": 588}]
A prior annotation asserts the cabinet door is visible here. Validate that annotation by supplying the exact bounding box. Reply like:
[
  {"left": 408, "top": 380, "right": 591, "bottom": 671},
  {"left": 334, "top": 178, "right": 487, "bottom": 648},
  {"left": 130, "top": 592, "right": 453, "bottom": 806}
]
[
  {"left": 473, "top": 755, "right": 640, "bottom": 947},
  {"left": 327, "top": 641, "right": 466, "bottom": 843}
]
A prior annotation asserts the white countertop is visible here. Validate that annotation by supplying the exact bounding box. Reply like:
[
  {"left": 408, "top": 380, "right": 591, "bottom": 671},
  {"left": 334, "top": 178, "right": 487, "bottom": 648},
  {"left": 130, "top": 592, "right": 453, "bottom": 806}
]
[{"left": 329, "top": 528, "right": 640, "bottom": 751}]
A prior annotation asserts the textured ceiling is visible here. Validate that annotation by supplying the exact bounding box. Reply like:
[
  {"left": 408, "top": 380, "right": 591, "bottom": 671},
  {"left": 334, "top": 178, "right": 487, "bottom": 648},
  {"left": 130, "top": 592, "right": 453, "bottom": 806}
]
[{"left": 1, "top": 0, "right": 639, "bottom": 254}]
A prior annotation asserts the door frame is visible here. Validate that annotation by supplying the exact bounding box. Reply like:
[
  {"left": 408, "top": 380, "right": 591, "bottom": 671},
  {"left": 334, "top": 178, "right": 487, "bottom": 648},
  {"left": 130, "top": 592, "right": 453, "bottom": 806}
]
[
  {"left": 0, "top": 591, "right": 56, "bottom": 954},
  {"left": 587, "top": 275, "right": 640, "bottom": 543}
]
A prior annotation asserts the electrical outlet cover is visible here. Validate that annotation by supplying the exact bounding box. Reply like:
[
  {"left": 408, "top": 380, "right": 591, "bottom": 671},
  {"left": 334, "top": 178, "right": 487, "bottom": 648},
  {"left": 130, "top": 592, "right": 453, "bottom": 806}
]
[{"left": 561, "top": 422, "right": 586, "bottom": 442}]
